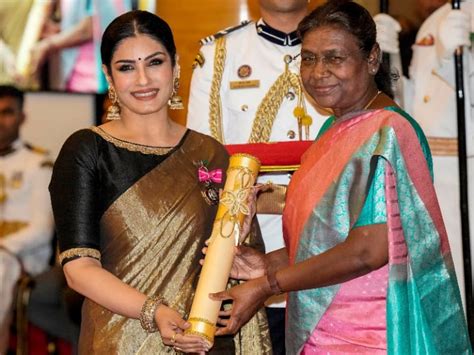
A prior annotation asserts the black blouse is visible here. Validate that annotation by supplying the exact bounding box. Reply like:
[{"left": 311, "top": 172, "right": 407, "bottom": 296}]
[{"left": 49, "top": 128, "right": 189, "bottom": 262}]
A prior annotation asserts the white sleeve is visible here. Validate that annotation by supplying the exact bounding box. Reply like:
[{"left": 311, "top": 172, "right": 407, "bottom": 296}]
[
  {"left": 0, "top": 165, "right": 54, "bottom": 255},
  {"left": 186, "top": 44, "right": 216, "bottom": 136}
]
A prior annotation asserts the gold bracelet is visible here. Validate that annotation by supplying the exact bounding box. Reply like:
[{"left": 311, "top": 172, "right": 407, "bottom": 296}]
[{"left": 139, "top": 296, "right": 167, "bottom": 333}]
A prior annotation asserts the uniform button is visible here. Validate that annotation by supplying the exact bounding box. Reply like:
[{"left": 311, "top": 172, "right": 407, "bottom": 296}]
[
  {"left": 286, "top": 92, "right": 295, "bottom": 100},
  {"left": 423, "top": 95, "right": 430, "bottom": 103},
  {"left": 287, "top": 130, "right": 295, "bottom": 139},
  {"left": 241, "top": 104, "right": 248, "bottom": 112}
]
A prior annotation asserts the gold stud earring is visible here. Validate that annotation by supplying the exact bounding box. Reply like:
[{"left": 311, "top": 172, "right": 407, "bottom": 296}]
[{"left": 106, "top": 86, "right": 121, "bottom": 120}]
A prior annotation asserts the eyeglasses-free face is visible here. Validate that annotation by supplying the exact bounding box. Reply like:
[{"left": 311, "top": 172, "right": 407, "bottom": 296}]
[{"left": 104, "top": 34, "right": 175, "bottom": 119}]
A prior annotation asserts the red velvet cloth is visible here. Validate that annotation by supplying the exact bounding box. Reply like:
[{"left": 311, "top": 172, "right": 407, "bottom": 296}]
[{"left": 225, "top": 141, "right": 313, "bottom": 167}]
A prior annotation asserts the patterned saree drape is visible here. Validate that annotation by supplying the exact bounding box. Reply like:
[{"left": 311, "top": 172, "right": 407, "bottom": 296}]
[{"left": 283, "top": 109, "right": 470, "bottom": 354}]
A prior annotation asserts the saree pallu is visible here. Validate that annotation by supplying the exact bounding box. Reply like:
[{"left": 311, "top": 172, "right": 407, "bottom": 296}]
[
  {"left": 283, "top": 108, "right": 471, "bottom": 354},
  {"left": 78, "top": 132, "right": 271, "bottom": 354}
]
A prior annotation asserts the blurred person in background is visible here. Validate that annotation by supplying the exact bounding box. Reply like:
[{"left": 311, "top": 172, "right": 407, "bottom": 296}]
[
  {"left": 375, "top": 0, "right": 473, "bottom": 306},
  {"left": 0, "top": 85, "right": 54, "bottom": 352},
  {"left": 374, "top": 0, "right": 448, "bottom": 77},
  {"left": 26, "top": 0, "right": 155, "bottom": 92}
]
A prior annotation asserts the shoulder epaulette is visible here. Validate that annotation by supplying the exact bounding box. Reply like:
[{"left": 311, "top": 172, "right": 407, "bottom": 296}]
[
  {"left": 199, "top": 20, "right": 251, "bottom": 46},
  {"left": 25, "top": 143, "right": 49, "bottom": 155}
]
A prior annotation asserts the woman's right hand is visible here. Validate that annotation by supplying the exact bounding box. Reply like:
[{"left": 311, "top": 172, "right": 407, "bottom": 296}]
[
  {"left": 201, "top": 243, "right": 266, "bottom": 281},
  {"left": 155, "top": 305, "right": 211, "bottom": 353}
]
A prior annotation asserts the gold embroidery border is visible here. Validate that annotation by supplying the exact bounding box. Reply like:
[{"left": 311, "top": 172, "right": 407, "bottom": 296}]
[
  {"left": 185, "top": 329, "right": 214, "bottom": 343},
  {"left": 90, "top": 127, "right": 174, "bottom": 155},
  {"left": 260, "top": 164, "right": 300, "bottom": 172},
  {"left": 186, "top": 317, "right": 216, "bottom": 343},
  {"left": 187, "top": 317, "right": 216, "bottom": 326},
  {"left": 58, "top": 247, "right": 101, "bottom": 265}
]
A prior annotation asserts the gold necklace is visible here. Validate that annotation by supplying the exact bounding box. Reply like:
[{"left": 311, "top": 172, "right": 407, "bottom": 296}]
[{"left": 363, "top": 90, "right": 382, "bottom": 110}]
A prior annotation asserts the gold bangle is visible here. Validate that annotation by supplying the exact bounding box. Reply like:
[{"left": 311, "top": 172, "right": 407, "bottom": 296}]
[{"left": 139, "top": 296, "right": 168, "bottom": 333}]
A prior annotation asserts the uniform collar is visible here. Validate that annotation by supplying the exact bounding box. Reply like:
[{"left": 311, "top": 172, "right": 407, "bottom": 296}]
[
  {"left": 0, "top": 139, "right": 22, "bottom": 157},
  {"left": 256, "top": 19, "right": 301, "bottom": 47}
]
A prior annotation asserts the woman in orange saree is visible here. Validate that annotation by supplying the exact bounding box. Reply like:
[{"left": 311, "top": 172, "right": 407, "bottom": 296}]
[{"left": 210, "top": 1, "right": 471, "bottom": 353}]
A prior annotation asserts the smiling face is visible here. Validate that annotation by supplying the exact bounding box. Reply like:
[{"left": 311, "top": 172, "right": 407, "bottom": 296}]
[
  {"left": 104, "top": 34, "right": 175, "bottom": 118},
  {"left": 300, "top": 25, "right": 379, "bottom": 117}
]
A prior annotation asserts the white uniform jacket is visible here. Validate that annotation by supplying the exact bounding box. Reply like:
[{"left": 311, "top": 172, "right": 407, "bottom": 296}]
[{"left": 0, "top": 139, "right": 54, "bottom": 275}]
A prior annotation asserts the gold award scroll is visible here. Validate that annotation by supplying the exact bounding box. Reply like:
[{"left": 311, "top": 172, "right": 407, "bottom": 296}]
[{"left": 186, "top": 154, "right": 260, "bottom": 344}]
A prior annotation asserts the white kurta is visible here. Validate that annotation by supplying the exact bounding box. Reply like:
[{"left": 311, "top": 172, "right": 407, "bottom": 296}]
[{"left": 403, "top": 2, "right": 474, "bottom": 308}]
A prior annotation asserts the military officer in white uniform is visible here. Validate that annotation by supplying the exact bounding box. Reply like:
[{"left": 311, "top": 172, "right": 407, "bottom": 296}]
[
  {"left": 0, "top": 85, "right": 54, "bottom": 352},
  {"left": 187, "top": 1, "right": 328, "bottom": 353},
  {"left": 375, "top": 1, "right": 473, "bottom": 308}
]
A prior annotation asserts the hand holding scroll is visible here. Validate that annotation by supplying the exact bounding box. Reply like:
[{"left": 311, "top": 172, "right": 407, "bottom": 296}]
[
  {"left": 210, "top": 276, "right": 273, "bottom": 336},
  {"left": 155, "top": 306, "right": 210, "bottom": 353}
]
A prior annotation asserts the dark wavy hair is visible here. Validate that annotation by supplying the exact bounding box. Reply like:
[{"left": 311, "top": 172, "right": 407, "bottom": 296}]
[
  {"left": 101, "top": 10, "right": 176, "bottom": 74},
  {"left": 298, "top": 0, "right": 396, "bottom": 98}
]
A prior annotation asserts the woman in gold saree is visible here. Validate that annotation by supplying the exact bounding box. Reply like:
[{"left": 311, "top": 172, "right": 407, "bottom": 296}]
[{"left": 49, "top": 11, "right": 270, "bottom": 354}]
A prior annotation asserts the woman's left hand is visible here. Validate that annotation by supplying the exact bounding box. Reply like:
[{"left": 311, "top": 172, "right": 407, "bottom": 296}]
[
  {"left": 155, "top": 305, "right": 211, "bottom": 353},
  {"left": 209, "top": 277, "right": 272, "bottom": 336}
]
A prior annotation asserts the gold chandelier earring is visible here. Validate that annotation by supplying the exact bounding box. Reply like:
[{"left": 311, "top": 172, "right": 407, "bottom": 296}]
[
  {"left": 168, "top": 67, "right": 184, "bottom": 110},
  {"left": 106, "top": 86, "right": 121, "bottom": 120}
]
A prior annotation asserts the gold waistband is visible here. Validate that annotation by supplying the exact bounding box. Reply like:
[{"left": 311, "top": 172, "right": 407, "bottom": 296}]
[
  {"left": 427, "top": 137, "right": 458, "bottom": 156},
  {"left": 256, "top": 184, "right": 287, "bottom": 215}
]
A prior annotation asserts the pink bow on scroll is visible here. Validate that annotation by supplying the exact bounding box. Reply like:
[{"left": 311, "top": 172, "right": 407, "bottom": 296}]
[{"left": 198, "top": 168, "right": 223, "bottom": 184}]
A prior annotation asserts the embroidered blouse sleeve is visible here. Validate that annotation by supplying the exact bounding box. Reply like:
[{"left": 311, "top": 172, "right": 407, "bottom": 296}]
[{"left": 49, "top": 129, "right": 102, "bottom": 266}]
